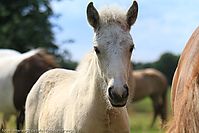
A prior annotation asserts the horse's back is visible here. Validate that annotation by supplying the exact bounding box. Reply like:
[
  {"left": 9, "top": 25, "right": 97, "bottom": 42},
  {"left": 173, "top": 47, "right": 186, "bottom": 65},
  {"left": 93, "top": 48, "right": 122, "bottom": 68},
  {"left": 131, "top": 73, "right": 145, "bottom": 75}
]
[
  {"left": 25, "top": 68, "right": 77, "bottom": 131},
  {"left": 143, "top": 68, "right": 167, "bottom": 91},
  {"left": 133, "top": 68, "right": 167, "bottom": 101},
  {"left": 167, "top": 26, "right": 199, "bottom": 132},
  {"left": 0, "top": 49, "right": 20, "bottom": 58}
]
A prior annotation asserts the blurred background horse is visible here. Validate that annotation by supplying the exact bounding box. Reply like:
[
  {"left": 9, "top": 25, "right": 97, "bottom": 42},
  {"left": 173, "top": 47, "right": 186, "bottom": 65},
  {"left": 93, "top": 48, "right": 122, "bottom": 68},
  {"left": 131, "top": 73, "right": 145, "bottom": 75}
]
[
  {"left": 0, "top": 49, "right": 59, "bottom": 130},
  {"left": 130, "top": 68, "right": 168, "bottom": 127}
]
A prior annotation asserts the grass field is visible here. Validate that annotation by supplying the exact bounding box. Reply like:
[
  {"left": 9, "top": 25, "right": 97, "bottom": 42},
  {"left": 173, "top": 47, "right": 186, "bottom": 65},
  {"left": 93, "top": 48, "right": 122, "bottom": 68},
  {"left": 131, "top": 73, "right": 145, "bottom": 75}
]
[
  {"left": 128, "top": 96, "right": 173, "bottom": 133},
  {"left": 0, "top": 89, "right": 173, "bottom": 133}
]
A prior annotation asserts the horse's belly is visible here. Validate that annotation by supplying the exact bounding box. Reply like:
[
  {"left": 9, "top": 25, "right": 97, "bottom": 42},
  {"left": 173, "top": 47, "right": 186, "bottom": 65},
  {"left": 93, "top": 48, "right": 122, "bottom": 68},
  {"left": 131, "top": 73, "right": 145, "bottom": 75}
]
[{"left": 0, "top": 57, "right": 26, "bottom": 114}]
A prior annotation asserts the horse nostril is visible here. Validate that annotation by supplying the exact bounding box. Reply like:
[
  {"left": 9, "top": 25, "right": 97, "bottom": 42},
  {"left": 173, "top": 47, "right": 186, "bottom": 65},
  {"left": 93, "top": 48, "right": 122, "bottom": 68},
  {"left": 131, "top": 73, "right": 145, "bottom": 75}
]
[
  {"left": 108, "top": 85, "right": 129, "bottom": 99},
  {"left": 122, "top": 84, "right": 129, "bottom": 99},
  {"left": 124, "top": 84, "right": 128, "bottom": 89},
  {"left": 108, "top": 86, "right": 115, "bottom": 99}
]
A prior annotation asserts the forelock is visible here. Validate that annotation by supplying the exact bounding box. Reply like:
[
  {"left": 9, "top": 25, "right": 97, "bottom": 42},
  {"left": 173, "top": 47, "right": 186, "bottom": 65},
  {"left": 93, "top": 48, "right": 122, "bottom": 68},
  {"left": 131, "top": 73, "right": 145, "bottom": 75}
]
[{"left": 98, "top": 5, "right": 129, "bottom": 30}]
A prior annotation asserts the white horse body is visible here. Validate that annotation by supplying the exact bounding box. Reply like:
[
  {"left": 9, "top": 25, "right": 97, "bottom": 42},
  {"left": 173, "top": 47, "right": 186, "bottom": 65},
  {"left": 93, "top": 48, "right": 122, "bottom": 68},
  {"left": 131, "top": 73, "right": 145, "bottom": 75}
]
[
  {"left": 26, "top": 2, "right": 138, "bottom": 133},
  {"left": 26, "top": 56, "right": 130, "bottom": 132},
  {"left": 0, "top": 49, "right": 20, "bottom": 58},
  {"left": 0, "top": 49, "right": 41, "bottom": 114}
]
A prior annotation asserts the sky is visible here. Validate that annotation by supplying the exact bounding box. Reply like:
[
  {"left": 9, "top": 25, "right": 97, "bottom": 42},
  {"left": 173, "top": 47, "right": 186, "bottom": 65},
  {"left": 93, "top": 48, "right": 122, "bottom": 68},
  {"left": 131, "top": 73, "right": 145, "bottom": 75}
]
[{"left": 50, "top": 0, "right": 199, "bottom": 63}]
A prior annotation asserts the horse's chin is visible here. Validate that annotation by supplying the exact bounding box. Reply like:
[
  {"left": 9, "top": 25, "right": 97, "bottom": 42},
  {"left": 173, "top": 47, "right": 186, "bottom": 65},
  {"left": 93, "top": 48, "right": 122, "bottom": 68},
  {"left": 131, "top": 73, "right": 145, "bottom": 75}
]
[{"left": 108, "top": 97, "right": 127, "bottom": 108}]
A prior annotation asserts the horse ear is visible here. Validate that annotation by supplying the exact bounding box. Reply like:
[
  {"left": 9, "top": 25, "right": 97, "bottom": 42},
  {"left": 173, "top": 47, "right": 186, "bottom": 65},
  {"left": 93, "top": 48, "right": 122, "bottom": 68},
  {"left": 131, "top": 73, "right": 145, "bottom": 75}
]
[
  {"left": 126, "top": 1, "right": 138, "bottom": 27},
  {"left": 87, "top": 2, "right": 100, "bottom": 29}
]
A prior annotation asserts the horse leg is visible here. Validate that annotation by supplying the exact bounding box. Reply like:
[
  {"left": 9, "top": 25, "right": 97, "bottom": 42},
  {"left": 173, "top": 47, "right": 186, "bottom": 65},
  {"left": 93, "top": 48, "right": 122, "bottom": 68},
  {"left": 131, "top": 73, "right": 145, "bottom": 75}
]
[
  {"left": 0, "top": 119, "right": 4, "bottom": 133},
  {"left": 151, "top": 111, "right": 157, "bottom": 128},
  {"left": 150, "top": 96, "right": 160, "bottom": 128},
  {"left": 16, "top": 109, "right": 25, "bottom": 130},
  {"left": 0, "top": 114, "right": 10, "bottom": 132},
  {"left": 160, "top": 89, "right": 168, "bottom": 127}
]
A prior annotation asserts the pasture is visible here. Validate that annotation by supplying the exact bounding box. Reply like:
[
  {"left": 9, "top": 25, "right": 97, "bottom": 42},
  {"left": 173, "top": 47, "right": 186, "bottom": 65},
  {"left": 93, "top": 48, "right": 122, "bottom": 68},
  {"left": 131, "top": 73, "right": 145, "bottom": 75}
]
[
  {"left": 0, "top": 88, "right": 173, "bottom": 133},
  {"left": 128, "top": 91, "right": 172, "bottom": 133}
]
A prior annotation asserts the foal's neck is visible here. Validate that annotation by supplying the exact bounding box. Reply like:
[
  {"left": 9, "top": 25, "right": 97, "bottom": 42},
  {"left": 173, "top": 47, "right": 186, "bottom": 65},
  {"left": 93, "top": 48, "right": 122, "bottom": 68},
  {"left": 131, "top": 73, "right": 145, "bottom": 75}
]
[{"left": 82, "top": 54, "right": 130, "bottom": 132}]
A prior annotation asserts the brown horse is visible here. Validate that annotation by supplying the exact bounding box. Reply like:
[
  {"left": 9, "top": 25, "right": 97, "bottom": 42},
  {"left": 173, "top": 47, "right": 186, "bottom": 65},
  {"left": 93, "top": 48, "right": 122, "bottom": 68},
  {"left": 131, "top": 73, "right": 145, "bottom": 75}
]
[
  {"left": 0, "top": 49, "right": 60, "bottom": 130},
  {"left": 131, "top": 68, "right": 168, "bottom": 127},
  {"left": 167, "top": 27, "right": 199, "bottom": 132}
]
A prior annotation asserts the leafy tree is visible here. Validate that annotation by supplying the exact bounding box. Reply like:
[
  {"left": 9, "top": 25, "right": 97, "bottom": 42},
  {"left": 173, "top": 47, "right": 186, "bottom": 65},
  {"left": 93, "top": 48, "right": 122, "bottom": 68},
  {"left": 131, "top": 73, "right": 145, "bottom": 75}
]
[
  {"left": 132, "top": 62, "right": 153, "bottom": 70},
  {"left": 0, "top": 0, "right": 58, "bottom": 53},
  {"left": 54, "top": 49, "right": 78, "bottom": 70},
  {"left": 60, "top": 60, "right": 78, "bottom": 70},
  {"left": 0, "top": 0, "right": 78, "bottom": 69},
  {"left": 153, "top": 53, "right": 180, "bottom": 85}
]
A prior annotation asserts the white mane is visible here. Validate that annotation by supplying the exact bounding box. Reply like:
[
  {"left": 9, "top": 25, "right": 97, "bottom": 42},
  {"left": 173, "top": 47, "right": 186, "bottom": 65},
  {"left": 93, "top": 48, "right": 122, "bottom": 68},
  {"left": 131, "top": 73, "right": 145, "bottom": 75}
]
[
  {"left": 98, "top": 5, "right": 129, "bottom": 29},
  {"left": 75, "top": 51, "right": 111, "bottom": 109},
  {"left": 76, "top": 51, "right": 95, "bottom": 74}
]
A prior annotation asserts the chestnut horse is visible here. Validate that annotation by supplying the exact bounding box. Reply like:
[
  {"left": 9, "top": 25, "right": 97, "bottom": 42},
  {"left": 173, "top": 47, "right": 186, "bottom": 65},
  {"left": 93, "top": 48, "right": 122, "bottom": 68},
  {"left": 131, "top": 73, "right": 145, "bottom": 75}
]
[
  {"left": 25, "top": 2, "right": 138, "bottom": 133},
  {"left": 167, "top": 26, "right": 199, "bottom": 132},
  {"left": 0, "top": 49, "right": 59, "bottom": 130},
  {"left": 131, "top": 68, "right": 168, "bottom": 127}
]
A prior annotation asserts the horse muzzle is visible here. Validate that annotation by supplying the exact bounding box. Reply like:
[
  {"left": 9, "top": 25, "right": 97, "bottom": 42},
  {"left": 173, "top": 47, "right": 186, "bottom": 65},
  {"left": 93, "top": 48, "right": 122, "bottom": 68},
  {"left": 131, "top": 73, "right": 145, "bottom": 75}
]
[{"left": 108, "top": 84, "right": 129, "bottom": 107}]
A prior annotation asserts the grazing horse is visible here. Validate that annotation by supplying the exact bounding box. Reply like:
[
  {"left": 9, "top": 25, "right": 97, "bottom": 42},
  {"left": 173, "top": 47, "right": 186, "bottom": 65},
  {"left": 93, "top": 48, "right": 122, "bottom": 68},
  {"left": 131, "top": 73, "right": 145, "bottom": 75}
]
[
  {"left": 131, "top": 68, "right": 168, "bottom": 127},
  {"left": 0, "top": 49, "right": 60, "bottom": 130},
  {"left": 166, "top": 26, "right": 199, "bottom": 133},
  {"left": 25, "top": 1, "right": 138, "bottom": 133}
]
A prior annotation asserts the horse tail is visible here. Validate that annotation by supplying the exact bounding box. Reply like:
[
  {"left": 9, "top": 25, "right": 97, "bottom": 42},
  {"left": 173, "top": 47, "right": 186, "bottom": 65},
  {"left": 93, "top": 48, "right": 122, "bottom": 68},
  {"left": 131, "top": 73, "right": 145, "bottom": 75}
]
[{"left": 161, "top": 84, "right": 168, "bottom": 126}]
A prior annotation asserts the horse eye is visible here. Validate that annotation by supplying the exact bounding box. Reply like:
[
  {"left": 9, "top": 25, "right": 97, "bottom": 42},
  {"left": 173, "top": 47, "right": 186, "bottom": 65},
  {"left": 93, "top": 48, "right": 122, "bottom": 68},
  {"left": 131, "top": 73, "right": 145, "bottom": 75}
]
[
  {"left": 129, "top": 45, "right": 135, "bottom": 53},
  {"left": 94, "top": 46, "right": 100, "bottom": 54}
]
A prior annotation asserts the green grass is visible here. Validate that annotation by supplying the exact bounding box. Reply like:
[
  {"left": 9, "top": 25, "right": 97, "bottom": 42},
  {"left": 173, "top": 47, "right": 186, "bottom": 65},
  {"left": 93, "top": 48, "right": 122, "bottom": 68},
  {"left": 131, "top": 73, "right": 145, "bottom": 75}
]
[
  {"left": 128, "top": 88, "right": 173, "bottom": 133},
  {"left": 128, "top": 97, "right": 169, "bottom": 133},
  {"left": 0, "top": 90, "right": 173, "bottom": 133},
  {"left": 0, "top": 113, "right": 16, "bottom": 130}
]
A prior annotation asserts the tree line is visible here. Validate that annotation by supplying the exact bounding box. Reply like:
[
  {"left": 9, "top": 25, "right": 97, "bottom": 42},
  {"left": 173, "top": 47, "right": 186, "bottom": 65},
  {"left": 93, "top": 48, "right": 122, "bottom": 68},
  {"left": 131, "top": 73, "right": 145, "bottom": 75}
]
[{"left": 132, "top": 52, "right": 180, "bottom": 85}]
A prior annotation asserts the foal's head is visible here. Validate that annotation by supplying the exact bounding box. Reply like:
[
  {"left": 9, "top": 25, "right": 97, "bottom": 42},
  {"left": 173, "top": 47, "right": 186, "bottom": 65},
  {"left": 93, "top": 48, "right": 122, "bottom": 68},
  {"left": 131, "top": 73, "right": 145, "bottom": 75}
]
[{"left": 87, "top": 1, "right": 138, "bottom": 107}]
